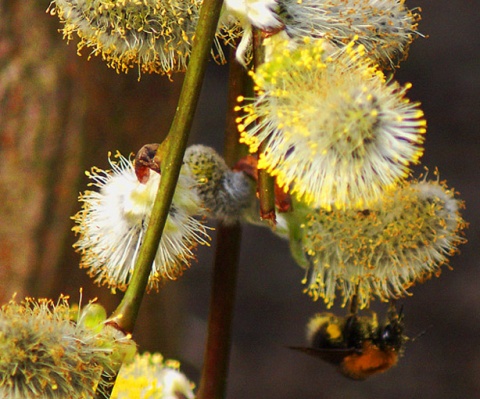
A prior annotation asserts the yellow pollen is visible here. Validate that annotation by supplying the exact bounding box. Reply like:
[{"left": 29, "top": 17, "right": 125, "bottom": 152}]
[{"left": 326, "top": 323, "right": 342, "bottom": 340}]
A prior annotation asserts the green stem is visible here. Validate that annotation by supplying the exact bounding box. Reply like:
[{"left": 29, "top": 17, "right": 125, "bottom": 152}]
[
  {"left": 196, "top": 50, "right": 247, "bottom": 399},
  {"left": 98, "top": 1, "right": 225, "bottom": 398},
  {"left": 111, "top": 0, "right": 225, "bottom": 335},
  {"left": 96, "top": 0, "right": 227, "bottom": 399},
  {"left": 90, "top": 0, "right": 223, "bottom": 399},
  {"left": 253, "top": 29, "right": 276, "bottom": 224}
]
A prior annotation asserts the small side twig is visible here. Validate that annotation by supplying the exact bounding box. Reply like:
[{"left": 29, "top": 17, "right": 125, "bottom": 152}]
[{"left": 253, "top": 29, "right": 276, "bottom": 224}]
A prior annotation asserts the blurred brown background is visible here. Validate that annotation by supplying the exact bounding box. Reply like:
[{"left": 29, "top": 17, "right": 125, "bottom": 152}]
[{"left": 1, "top": 0, "right": 479, "bottom": 398}]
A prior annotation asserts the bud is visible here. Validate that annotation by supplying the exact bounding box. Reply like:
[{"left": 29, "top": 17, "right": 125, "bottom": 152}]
[{"left": 183, "top": 145, "right": 257, "bottom": 225}]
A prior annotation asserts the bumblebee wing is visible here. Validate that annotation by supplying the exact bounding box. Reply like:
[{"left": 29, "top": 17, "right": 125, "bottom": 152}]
[{"left": 288, "top": 346, "right": 356, "bottom": 366}]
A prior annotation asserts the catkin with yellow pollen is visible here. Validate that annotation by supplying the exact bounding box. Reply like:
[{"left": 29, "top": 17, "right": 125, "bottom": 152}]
[
  {"left": 237, "top": 38, "right": 426, "bottom": 210},
  {"left": 112, "top": 352, "right": 195, "bottom": 399},
  {"left": 277, "top": 0, "right": 422, "bottom": 69},
  {"left": 48, "top": 0, "right": 242, "bottom": 77},
  {"left": 0, "top": 296, "right": 134, "bottom": 398},
  {"left": 287, "top": 178, "right": 467, "bottom": 308}
]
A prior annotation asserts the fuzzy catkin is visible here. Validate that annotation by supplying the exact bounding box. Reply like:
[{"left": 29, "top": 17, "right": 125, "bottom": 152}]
[
  {"left": 0, "top": 297, "right": 132, "bottom": 398},
  {"left": 72, "top": 152, "right": 211, "bottom": 292},
  {"left": 237, "top": 38, "right": 426, "bottom": 210},
  {"left": 287, "top": 179, "right": 467, "bottom": 308},
  {"left": 48, "top": 0, "right": 242, "bottom": 77}
]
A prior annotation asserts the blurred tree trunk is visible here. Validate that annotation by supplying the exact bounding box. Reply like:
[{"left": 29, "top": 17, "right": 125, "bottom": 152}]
[
  {"left": 0, "top": 0, "right": 85, "bottom": 301},
  {"left": 0, "top": 0, "right": 184, "bottom": 355}
]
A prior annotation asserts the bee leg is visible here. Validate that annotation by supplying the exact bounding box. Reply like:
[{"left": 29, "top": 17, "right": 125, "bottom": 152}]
[{"left": 344, "top": 290, "right": 363, "bottom": 351}]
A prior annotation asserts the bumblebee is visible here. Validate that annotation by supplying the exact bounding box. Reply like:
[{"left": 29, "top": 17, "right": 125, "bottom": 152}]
[{"left": 290, "top": 301, "right": 406, "bottom": 380}]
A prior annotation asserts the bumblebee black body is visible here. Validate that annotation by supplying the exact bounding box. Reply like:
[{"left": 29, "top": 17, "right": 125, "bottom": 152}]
[{"left": 290, "top": 303, "right": 406, "bottom": 380}]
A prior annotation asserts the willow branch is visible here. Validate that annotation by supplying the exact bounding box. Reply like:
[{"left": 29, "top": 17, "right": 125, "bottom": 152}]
[
  {"left": 110, "top": 0, "right": 225, "bottom": 335},
  {"left": 96, "top": 2, "right": 224, "bottom": 398},
  {"left": 196, "top": 50, "right": 248, "bottom": 399}
]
